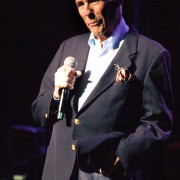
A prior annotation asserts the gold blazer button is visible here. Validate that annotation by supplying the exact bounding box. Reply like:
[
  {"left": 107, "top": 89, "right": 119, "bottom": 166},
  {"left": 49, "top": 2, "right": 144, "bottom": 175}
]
[
  {"left": 74, "top": 119, "right": 80, "bottom": 125},
  {"left": 71, "top": 144, "right": 76, "bottom": 151}
]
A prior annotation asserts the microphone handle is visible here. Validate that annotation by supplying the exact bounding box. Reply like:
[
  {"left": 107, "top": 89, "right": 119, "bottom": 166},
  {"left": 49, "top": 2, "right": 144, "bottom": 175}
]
[{"left": 57, "top": 88, "right": 69, "bottom": 120}]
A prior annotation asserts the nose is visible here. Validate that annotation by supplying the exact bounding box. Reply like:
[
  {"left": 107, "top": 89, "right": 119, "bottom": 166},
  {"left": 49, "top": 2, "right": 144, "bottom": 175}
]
[
  {"left": 88, "top": 13, "right": 95, "bottom": 19},
  {"left": 84, "top": 3, "right": 95, "bottom": 19}
]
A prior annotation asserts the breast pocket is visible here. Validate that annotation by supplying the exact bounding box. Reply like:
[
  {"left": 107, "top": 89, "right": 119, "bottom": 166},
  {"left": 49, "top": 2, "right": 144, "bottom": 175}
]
[{"left": 111, "top": 81, "right": 132, "bottom": 99}]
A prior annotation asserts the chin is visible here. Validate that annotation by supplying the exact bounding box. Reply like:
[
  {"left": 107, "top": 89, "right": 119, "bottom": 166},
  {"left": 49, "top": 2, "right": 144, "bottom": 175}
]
[{"left": 91, "top": 31, "right": 101, "bottom": 38}]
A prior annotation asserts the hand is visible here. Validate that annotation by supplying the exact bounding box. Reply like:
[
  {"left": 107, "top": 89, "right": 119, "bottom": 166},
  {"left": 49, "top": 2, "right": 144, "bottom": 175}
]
[
  {"left": 99, "top": 157, "right": 121, "bottom": 177},
  {"left": 53, "top": 65, "right": 82, "bottom": 99}
]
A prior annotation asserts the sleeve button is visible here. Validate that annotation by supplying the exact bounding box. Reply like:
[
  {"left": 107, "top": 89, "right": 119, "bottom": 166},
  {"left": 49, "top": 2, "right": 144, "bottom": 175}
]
[{"left": 44, "top": 113, "right": 49, "bottom": 119}]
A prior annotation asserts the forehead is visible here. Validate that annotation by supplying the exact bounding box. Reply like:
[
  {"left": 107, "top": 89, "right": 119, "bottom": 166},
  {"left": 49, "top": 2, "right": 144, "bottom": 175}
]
[
  {"left": 75, "top": 0, "right": 122, "bottom": 4},
  {"left": 75, "top": 0, "right": 104, "bottom": 2}
]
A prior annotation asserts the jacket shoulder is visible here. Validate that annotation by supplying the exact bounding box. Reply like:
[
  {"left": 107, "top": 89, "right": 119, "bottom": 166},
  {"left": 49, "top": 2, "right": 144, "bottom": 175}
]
[
  {"left": 138, "top": 34, "right": 168, "bottom": 53},
  {"left": 63, "top": 33, "right": 90, "bottom": 45}
]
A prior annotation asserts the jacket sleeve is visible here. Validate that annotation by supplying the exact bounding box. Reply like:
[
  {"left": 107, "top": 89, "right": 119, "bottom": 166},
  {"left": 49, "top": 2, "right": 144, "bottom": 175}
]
[
  {"left": 31, "top": 42, "right": 65, "bottom": 128},
  {"left": 116, "top": 49, "right": 173, "bottom": 172}
]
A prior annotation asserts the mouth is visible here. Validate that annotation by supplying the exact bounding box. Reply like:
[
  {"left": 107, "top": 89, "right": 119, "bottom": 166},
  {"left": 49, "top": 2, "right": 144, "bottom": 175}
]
[{"left": 88, "top": 19, "right": 103, "bottom": 27}]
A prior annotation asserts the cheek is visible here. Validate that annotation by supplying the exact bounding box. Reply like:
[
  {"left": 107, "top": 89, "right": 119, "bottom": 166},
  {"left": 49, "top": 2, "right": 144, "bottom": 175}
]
[
  {"left": 78, "top": 10, "right": 88, "bottom": 23},
  {"left": 81, "top": 17, "right": 89, "bottom": 27}
]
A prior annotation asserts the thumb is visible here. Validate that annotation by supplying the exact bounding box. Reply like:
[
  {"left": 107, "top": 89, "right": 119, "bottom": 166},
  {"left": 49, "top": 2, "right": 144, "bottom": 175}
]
[{"left": 75, "top": 71, "right": 82, "bottom": 78}]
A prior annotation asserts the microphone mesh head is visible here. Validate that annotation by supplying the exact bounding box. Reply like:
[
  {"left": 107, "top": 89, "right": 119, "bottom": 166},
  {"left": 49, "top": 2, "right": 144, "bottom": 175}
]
[{"left": 64, "top": 56, "right": 77, "bottom": 68}]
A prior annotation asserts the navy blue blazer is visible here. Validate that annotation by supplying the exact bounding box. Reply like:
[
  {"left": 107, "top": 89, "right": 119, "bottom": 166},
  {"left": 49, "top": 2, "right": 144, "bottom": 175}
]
[{"left": 32, "top": 27, "right": 173, "bottom": 180}]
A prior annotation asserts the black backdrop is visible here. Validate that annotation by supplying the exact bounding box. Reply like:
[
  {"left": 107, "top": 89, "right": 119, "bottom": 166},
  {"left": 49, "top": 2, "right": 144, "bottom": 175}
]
[{"left": 0, "top": 0, "right": 180, "bottom": 179}]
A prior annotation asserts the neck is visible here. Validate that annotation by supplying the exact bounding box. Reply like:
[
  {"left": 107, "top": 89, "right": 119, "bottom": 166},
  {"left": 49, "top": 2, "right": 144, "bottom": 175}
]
[
  {"left": 98, "top": 36, "right": 106, "bottom": 49},
  {"left": 97, "top": 36, "right": 106, "bottom": 44}
]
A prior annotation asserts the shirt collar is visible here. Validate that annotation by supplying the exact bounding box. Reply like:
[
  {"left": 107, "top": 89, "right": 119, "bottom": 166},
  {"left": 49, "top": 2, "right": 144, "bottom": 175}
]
[{"left": 88, "top": 17, "right": 129, "bottom": 49}]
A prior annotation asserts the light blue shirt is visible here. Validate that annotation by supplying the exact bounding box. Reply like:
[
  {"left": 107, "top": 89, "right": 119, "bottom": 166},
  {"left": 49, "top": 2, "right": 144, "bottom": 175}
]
[{"left": 78, "top": 18, "right": 129, "bottom": 110}]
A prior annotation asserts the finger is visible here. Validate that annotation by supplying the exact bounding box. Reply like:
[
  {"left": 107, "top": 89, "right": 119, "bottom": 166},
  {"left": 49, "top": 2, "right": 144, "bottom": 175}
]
[
  {"left": 76, "top": 71, "right": 82, "bottom": 77},
  {"left": 73, "top": 71, "right": 82, "bottom": 78},
  {"left": 57, "top": 81, "right": 74, "bottom": 90},
  {"left": 54, "top": 70, "right": 73, "bottom": 85},
  {"left": 57, "top": 65, "right": 73, "bottom": 76}
]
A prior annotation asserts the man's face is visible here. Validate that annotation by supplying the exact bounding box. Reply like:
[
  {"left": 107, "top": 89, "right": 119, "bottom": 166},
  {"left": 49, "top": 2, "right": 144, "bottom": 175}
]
[{"left": 75, "top": 0, "right": 122, "bottom": 38}]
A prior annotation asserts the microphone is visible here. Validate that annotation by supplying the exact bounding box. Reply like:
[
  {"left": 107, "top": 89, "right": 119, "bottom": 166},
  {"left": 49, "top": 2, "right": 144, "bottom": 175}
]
[{"left": 57, "top": 56, "right": 77, "bottom": 120}]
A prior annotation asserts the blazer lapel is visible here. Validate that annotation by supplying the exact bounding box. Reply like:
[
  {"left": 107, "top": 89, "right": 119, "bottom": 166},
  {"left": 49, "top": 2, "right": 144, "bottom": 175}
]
[
  {"left": 77, "top": 27, "right": 139, "bottom": 113},
  {"left": 75, "top": 34, "right": 90, "bottom": 72}
]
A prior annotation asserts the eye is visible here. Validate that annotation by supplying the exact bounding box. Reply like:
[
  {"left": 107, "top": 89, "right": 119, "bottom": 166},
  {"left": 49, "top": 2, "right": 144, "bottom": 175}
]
[
  {"left": 89, "top": 0, "right": 102, "bottom": 5},
  {"left": 76, "top": 1, "right": 84, "bottom": 8}
]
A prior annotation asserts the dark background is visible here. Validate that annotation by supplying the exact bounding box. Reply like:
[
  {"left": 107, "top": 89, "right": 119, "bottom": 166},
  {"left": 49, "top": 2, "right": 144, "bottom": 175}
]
[{"left": 0, "top": 0, "right": 180, "bottom": 179}]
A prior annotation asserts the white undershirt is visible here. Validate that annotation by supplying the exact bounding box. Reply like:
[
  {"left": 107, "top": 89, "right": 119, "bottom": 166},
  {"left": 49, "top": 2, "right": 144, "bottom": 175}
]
[{"left": 78, "top": 18, "right": 129, "bottom": 110}]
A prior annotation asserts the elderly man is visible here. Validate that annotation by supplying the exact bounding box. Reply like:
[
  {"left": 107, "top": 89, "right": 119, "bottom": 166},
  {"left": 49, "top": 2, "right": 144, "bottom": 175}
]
[{"left": 32, "top": 0, "right": 173, "bottom": 179}]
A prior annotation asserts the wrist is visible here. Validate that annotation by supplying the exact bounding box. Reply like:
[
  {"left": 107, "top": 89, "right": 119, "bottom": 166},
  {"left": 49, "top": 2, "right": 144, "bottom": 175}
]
[
  {"left": 53, "top": 94, "right": 60, "bottom": 100},
  {"left": 53, "top": 88, "right": 60, "bottom": 100}
]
